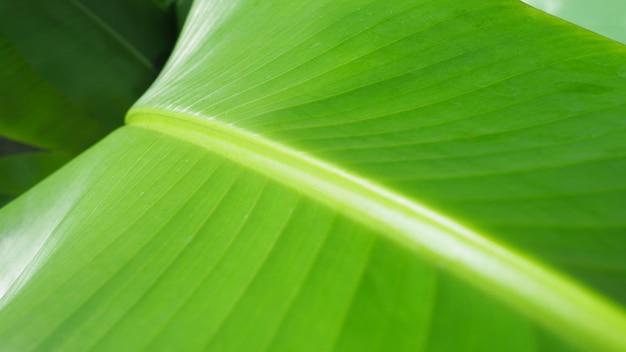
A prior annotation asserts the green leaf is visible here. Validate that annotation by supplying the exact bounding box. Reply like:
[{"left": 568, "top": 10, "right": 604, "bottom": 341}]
[
  {"left": 0, "top": 0, "right": 177, "bottom": 154},
  {"left": 0, "top": 33, "right": 103, "bottom": 154},
  {"left": 0, "top": 0, "right": 178, "bottom": 204},
  {"left": 1, "top": 0, "right": 626, "bottom": 351},
  {"left": 0, "top": 151, "right": 70, "bottom": 207}
]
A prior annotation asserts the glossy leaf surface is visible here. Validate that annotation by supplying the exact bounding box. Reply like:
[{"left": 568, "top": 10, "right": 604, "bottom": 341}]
[{"left": 1, "top": 0, "right": 626, "bottom": 351}]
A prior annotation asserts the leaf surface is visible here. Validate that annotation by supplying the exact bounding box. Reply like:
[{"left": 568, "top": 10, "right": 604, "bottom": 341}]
[{"left": 1, "top": 0, "right": 626, "bottom": 351}]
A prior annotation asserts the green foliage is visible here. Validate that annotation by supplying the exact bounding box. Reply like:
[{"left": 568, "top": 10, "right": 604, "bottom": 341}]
[
  {"left": 1, "top": 0, "right": 626, "bottom": 351},
  {"left": 0, "top": 0, "right": 178, "bottom": 203}
]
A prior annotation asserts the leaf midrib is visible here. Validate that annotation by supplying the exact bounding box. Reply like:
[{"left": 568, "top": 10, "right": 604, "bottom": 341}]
[{"left": 128, "top": 107, "right": 626, "bottom": 352}]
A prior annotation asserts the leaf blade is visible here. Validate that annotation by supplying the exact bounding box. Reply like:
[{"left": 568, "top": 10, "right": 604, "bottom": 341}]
[{"left": 2, "top": 0, "right": 626, "bottom": 351}]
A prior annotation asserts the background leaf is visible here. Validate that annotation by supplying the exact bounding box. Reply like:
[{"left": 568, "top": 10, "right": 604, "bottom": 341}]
[
  {"left": 0, "top": 151, "right": 70, "bottom": 207},
  {"left": 0, "top": 0, "right": 179, "bottom": 203},
  {"left": 0, "top": 0, "right": 177, "bottom": 153}
]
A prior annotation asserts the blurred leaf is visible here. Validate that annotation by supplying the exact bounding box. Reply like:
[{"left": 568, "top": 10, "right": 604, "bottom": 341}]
[
  {"left": 0, "top": 0, "right": 177, "bottom": 154},
  {"left": 0, "top": 0, "right": 178, "bottom": 204},
  {"left": 522, "top": 0, "right": 626, "bottom": 44},
  {"left": 0, "top": 34, "right": 103, "bottom": 154}
]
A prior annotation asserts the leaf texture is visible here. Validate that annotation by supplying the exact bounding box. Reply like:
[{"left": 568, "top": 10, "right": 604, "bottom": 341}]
[
  {"left": 135, "top": 0, "right": 626, "bottom": 306},
  {"left": 0, "top": 128, "right": 576, "bottom": 351},
  {"left": 1, "top": 0, "right": 626, "bottom": 351}
]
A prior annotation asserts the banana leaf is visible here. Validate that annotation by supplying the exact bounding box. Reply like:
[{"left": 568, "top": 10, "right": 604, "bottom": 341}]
[{"left": 1, "top": 0, "right": 626, "bottom": 351}]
